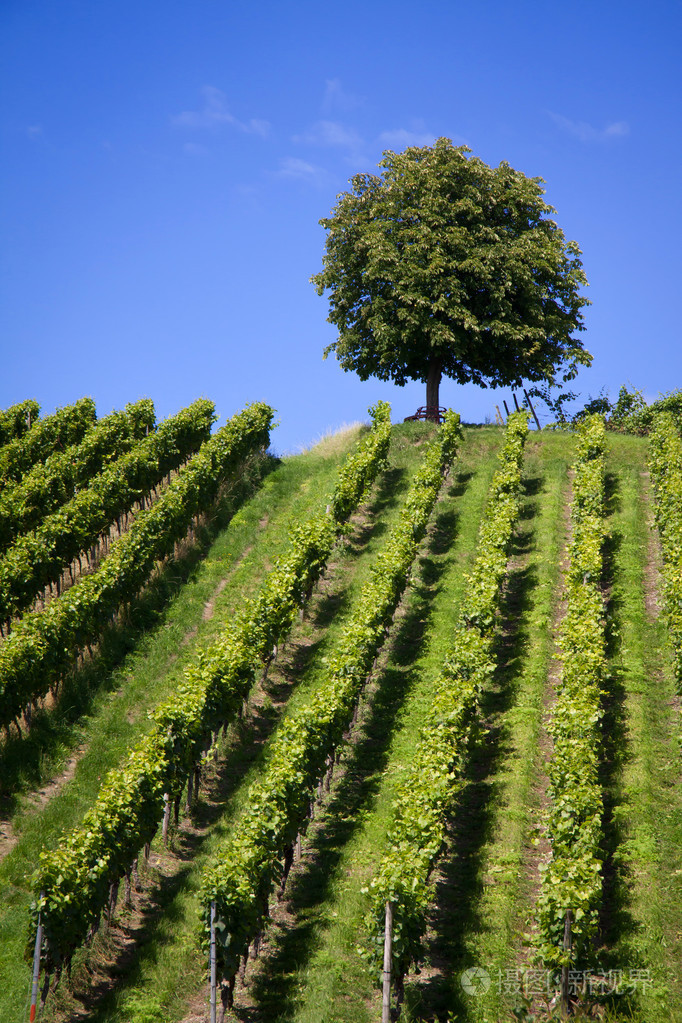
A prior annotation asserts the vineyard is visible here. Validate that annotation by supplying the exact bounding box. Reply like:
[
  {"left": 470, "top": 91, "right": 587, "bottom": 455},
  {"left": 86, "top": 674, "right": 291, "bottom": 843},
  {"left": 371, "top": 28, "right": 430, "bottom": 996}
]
[{"left": 0, "top": 398, "right": 680, "bottom": 1023}]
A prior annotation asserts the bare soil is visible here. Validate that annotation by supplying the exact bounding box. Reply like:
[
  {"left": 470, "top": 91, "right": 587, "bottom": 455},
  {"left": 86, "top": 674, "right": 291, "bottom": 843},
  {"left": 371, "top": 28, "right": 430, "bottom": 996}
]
[{"left": 0, "top": 744, "right": 85, "bottom": 862}]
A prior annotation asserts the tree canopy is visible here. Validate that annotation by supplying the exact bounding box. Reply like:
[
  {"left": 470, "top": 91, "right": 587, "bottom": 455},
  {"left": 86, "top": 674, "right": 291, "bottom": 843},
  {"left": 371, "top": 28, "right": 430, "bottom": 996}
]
[{"left": 312, "top": 138, "right": 592, "bottom": 410}]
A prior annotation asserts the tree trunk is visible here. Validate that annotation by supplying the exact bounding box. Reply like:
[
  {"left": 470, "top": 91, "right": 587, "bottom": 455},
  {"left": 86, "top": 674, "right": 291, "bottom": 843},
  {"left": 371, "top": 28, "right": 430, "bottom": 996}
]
[{"left": 426, "top": 359, "right": 442, "bottom": 411}]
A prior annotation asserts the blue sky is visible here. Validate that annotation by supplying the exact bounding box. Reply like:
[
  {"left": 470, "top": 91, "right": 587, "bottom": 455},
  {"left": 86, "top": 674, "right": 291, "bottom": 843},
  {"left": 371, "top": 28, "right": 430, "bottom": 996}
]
[{"left": 1, "top": 0, "right": 680, "bottom": 451}]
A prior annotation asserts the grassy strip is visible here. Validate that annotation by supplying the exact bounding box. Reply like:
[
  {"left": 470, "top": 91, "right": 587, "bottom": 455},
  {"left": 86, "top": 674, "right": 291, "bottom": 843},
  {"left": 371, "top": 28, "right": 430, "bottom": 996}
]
[
  {"left": 364, "top": 412, "right": 529, "bottom": 1014},
  {"left": 38, "top": 422, "right": 462, "bottom": 1023},
  {"left": 0, "top": 401, "right": 266, "bottom": 729},
  {"left": 29, "top": 405, "right": 389, "bottom": 979},
  {"left": 461, "top": 432, "right": 681, "bottom": 1023},
  {"left": 199, "top": 412, "right": 462, "bottom": 1007},
  {"left": 534, "top": 416, "right": 608, "bottom": 977},
  {"left": 239, "top": 428, "right": 505, "bottom": 1023},
  {"left": 438, "top": 430, "right": 573, "bottom": 1022},
  {"left": 11, "top": 428, "right": 677, "bottom": 1023},
  {"left": 600, "top": 436, "right": 682, "bottom": 1022},
  {"left": 0, "top": 434, "right": 363, "bottom": 814},
  {"left": 0, "top": 429, "right": 368, "bottom": 1023}
]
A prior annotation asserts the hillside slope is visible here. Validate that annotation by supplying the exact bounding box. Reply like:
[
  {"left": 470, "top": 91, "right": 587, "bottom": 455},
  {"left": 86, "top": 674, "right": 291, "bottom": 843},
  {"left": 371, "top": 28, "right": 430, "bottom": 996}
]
[{"left": 1, "top": 424, "right": 680, "bottom": 1023}]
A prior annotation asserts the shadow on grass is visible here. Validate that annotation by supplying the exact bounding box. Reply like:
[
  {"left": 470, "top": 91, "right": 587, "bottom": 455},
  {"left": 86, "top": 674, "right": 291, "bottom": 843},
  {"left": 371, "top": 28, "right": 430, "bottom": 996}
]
[
  {"left": 0, "top": 454, "right": 277, "bottom": 816},
  {"left": 62, "top": 687, "right": 290, "bottom": 1019},
  {"left": 230, "top": 490, "right": 467, "bottom": 1022},
  {"left": 309, "top": 467, "right": 408, "bottom": 631},
  {"left": 402, "top": 480, "right": 540, "bottom": 1022},
  {"left": 595, "top": 472, "right": 641, "bottom": 1005},
  {"left": 53, "top": 458, "right": 415, "bottom": 1022}
]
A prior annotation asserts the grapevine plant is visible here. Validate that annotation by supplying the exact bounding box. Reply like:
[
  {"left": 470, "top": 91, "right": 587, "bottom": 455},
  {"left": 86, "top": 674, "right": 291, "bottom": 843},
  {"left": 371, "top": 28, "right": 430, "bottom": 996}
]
[
  {"left": 0, "top": 398, "right": 214, "bottom": 624},
  {"left": 365, "top": 410, "right": 529, "bottom": 993},
  {"left": 152, "top": 400, "right": 393, "bottom": 796},
  {"left": 536, "top": 413, "right": 607, "bottom": 969},
  {"left": 1, "top": 402, "right": 273, "bottom": 734},
  {"left": 0, "top": 399, "right": 40, "bottom": 448},
  {"left": 28, "top": 402, "right": 391, "bottom": 981},
  {"left": 0, "top": 397, "right": 97, "bottom": 488},
  {"left": 0, "top": 398, "right": 156, "bottom": 553},
  {"left": 198, "top": 410, "right": 462, "bottom": 1003},
  {"left": 648, "top": 411, "right": 682, "bottom": 687}
]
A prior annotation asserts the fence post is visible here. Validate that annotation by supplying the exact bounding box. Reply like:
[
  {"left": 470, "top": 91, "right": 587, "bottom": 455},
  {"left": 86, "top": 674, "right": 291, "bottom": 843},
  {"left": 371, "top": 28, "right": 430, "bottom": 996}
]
[
  {"left": 523, "top": 388, "right": 542, "bottom": 431},
  {"left": 162, "top": 792, "right": 171, "bottom": 846},
  {"left": 560, "top": 909, "right": 573, "bottom": 1017},
  {"left": 210, "top": 900, "right": 217, "bottom": 1023},
  {"left": 29, "top": 896, "right": 44, "bottom": 1022},
  {"left": 382, "top": 900, "right": 393, "bottom": 1023}
]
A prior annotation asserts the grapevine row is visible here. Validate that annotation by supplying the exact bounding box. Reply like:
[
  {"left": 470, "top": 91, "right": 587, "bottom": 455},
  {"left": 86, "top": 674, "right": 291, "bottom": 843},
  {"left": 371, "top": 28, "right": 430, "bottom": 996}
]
[
  {"left": 153, "top": 399, "right": 394, "bottom": 771},
  {"left": 0, "top": 399, "right": 40, "bottom": 448},
  {"left": 0, "top": 402, "right": 274, "bottom": 734},
  {"left": 0, "top": 399, "right": 214, "bottom": 625},
  {"left": 28, "top": 402, "right": 391, "bottom": 980},
  {"left": 0, "top": 397, "right": 97, "bottom": 488},
  {"left": 648, "top": 411, "right": 682, "bottom": 688},
  {"left": 365, "top": 411, "right": 529, "bottom": 1009},
  {"left": 198, "top": 411, "right": 462, "bottom": 1010},
  {"left": 536, "top": 414, "right": 607, "bottom": 971},
  {"left": 0, "top": 399, "right": 156, "bottom": 553}
]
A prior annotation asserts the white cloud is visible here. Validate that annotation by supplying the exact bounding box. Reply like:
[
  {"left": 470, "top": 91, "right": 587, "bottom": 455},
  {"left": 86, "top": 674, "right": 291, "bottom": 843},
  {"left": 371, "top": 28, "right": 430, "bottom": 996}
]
[
  {"left": 26, "top": 124, "right": 42, "bottom": 138},
  {"left": 247, "top": 119, "right": 270, "bottom": 138},
  {"left": 377, "top": 128, "right": 437, "bottom": 149},
  {"left": 549, "top": 112, "right": 630, "bottom": 143},
  {"left": 604, "top": 121, "right": 630, "bottom": 137},
  {"left": 172, "top": 86, "right": 269, "bottom": 137},
  {"left": 294, "top": 119, "right": 364, "bottom": 152},
  {"left": 322, "top": 78, "right": 363, "bottom": 113},
  {"left": 183, "top": 141, "right": 209, "bottom": 156},
  {"left": 276, "top": 156, "right": 326, "bottom": 183}
]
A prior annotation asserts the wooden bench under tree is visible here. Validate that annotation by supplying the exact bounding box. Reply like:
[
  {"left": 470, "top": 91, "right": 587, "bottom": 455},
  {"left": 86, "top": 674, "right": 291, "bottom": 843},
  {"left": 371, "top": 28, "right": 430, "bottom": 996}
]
[{"left": 403, "top": 406, "right": 448, "bottom": 424}]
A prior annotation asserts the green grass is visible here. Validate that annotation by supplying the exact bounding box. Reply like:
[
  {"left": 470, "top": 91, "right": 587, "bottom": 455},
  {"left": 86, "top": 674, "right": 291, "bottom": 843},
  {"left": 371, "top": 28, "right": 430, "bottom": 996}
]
[
  {"left": 424, "top": 430, "right": 575, "bottom": 1023},
  {"left": 0, "top": 426, "right": 372, "bottom": 1023},
  {"left": 597, "top": 436, "right": 682, "bottom": 1022},
  {"left": 25, "top": 419, "right": 453, "bottom": 1023},
  {"left": 441, "top": 431, "right": 682, "bottom": 1023},
  {"left": 2, "top": 424, "right": 681, "bottom": 1023},
  {"left": 0, "top": 454, "right": 270, "bottom": 813},
  {"left": 453, "top": 432, "right": 682, "bottom": 1023},
  {"left": 236, "top": 427, "right": 506, "bottom": 1023}
]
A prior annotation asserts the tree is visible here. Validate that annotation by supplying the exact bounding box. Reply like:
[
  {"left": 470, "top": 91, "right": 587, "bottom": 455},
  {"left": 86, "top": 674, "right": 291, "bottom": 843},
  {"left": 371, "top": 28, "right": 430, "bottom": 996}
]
[{"left": 312, "top": 138, "right": 591, "bottom": 411}]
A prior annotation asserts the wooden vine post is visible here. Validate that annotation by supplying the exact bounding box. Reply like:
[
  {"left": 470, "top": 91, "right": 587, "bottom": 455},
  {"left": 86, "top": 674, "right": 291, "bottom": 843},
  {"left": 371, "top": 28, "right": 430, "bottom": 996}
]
[
  {"left": 210, "top": 899, "right": 217, "bottom": 1023},
  {"left": 29, "top": 895, "right": 44, "bottom": 1022},
  {"left": 162, "top": 792, "right": 171, "bottom": 845},
  {"left": 560, "top": 908, "right": 573, "bottom": 1017},
  {"left": 382, "top": 900, "right": 393, "bottom": 1023},
  {"left": 523, "top": 388, "right": 542, "bottom": 430}
]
